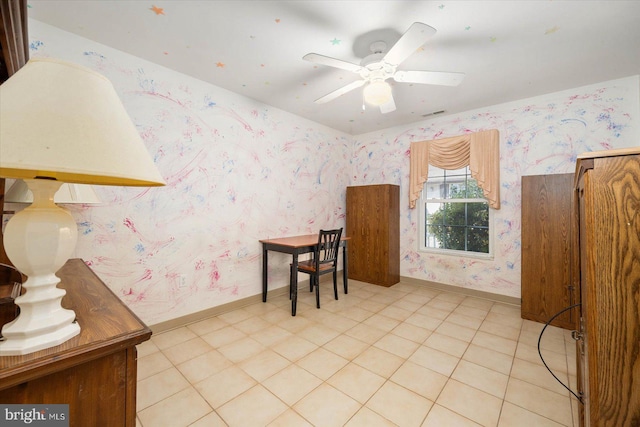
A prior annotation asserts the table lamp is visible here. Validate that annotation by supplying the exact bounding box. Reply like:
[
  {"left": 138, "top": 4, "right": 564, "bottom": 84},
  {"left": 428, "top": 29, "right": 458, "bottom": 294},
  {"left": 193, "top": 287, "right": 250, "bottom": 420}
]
[
  {"left": 0, "top": 57, "right": 165, "bottom": 355},
  {"left": 5, "top": 179, "right": 102, "bottom": 205}
]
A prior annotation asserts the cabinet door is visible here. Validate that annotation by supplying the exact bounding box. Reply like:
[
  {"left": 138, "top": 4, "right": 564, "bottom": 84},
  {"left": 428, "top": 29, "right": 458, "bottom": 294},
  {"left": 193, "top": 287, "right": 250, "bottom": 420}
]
[
  {"left": 346, "top": 185, "right": 399, "bottom": 286},
  {"left": 0, "top": 351, "right": 129, "bottom": 426},
  {"left": 346, "top": 186, "right": 371, "bottom": 282},
  {"left": 582, "top": 155, "right": 640, "bottom": 426},
  {"left": 386, "top": 185, "right": 400, "bottom": 285},
  {"left": 521, "top": 173, "right": 575, "bottom": 329},
  {"left": 365, "top": 186, "right": 388, "bottom": 283}
]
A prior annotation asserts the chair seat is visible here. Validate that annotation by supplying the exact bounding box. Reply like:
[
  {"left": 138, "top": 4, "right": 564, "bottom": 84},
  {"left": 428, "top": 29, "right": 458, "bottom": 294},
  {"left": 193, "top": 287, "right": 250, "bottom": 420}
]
[{"left": 295, "top": 259, "right": 334, "bottom": 273}]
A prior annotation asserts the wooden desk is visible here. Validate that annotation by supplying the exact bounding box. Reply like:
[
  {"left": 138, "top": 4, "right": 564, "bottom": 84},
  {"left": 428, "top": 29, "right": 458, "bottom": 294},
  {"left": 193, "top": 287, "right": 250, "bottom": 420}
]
[
  {"left": 0, "top": 259, "right": 151, "bottom": 427},
  {"left": 260, "top": 234, "right": 349, "bottom": 315}
]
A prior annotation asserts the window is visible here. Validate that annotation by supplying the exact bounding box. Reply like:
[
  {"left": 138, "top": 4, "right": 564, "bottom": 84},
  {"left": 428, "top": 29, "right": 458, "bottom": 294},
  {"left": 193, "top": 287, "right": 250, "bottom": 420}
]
[{"left": 418, "top": 166, "right": 492, "bottom": 257}]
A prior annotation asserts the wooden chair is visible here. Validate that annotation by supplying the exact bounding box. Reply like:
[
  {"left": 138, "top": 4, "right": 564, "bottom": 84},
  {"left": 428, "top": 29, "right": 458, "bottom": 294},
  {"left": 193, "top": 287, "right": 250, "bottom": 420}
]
[{"left": 290, "top": 228, "right": 343, "bottom": 316}]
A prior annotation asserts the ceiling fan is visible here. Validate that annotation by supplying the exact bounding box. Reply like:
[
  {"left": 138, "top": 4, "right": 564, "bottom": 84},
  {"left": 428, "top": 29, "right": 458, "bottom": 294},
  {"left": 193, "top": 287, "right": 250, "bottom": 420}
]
[{"left": 303, "top": 22, "right": 465, "bottom": 114}]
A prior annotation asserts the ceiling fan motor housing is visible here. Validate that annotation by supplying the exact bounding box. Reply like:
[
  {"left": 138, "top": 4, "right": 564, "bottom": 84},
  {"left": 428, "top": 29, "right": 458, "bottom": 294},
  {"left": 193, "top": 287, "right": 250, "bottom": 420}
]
[{"left": 360, "top": 47, "right": 396, "bottom": 82}]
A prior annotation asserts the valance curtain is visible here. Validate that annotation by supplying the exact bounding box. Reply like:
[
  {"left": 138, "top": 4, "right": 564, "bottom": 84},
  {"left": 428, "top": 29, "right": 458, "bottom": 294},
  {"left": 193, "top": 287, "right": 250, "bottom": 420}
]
[{"left": 409, "top": 129, "right": 500, "bottom": 209}]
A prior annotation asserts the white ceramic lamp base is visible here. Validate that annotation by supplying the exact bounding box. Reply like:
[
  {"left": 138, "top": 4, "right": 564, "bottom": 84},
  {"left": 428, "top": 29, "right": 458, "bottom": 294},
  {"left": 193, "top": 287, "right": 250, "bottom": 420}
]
[{"left": 0, "top": 179, "right": 81, "bottom": 356}]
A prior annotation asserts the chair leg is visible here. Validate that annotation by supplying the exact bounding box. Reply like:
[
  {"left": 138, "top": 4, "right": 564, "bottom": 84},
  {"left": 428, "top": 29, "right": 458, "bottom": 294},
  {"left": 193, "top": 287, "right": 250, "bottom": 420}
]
[
  {"left": 315, "top": 275, "right": 320, "bottom": 309},
  {"left": 343, "top": 274, "right": 348, "bottom": 295},
  {"left": 292, "top": 279, "right": 298, "bottom": 316},
  {"left": 333, "top": 270, "right": 338, "bottom": 300}
]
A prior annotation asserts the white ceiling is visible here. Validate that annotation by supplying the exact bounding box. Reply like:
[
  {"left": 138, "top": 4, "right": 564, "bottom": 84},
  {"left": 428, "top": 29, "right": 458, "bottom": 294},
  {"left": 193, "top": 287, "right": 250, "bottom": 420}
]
[{"left": 27, "top": 1, "right": 640, "bottom": 135}]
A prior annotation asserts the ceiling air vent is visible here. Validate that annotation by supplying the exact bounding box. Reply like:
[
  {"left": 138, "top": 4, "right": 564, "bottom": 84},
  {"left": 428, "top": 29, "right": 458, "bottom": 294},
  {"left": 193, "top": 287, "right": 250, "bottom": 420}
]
[{"left": 422, "top": 110, "right": 446, "bottom": 118}]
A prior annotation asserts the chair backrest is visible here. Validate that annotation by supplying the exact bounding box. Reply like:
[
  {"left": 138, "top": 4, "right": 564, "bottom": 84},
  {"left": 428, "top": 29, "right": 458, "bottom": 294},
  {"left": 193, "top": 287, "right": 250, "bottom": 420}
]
[{"left": 315, "top": 228, "right": 343, "bottom": 267}]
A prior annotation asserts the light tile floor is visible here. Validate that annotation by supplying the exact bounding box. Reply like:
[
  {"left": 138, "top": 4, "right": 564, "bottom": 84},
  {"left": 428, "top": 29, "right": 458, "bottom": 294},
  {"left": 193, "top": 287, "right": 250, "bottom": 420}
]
[{"left": 135, "top": 279, "right": 581, "bottom": 427}]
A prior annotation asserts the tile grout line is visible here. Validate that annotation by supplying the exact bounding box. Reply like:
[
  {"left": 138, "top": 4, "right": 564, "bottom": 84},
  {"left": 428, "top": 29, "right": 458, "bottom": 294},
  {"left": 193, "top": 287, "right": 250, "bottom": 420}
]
[{"left": 136, "top": 282, "right": 575, "bottom": 426}]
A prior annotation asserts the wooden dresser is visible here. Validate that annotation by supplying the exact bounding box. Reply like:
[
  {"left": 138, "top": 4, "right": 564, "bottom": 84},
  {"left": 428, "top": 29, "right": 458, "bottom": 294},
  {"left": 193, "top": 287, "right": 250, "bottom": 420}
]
[
  {"left": 346, "top": 184, "right": 400, "bottom": 287},
  {"left": 573, "top": 148, "right": 640, "bottom": 426},
  {"left": 0, "top": 259, "right": 151, "bottom": 426}
]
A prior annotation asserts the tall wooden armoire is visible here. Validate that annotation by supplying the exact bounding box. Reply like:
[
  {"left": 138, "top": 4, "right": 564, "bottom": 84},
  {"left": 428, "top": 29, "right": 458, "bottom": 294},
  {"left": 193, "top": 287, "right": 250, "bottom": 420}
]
[
  {"left": 346, "top": 184, "right": 400, "bottom": 287},
  {"left": 574, "top": 148, "right": 640, "bottom": 426},
  {"left": 520, "top": 173, "right": 576, "bottom": 329}
]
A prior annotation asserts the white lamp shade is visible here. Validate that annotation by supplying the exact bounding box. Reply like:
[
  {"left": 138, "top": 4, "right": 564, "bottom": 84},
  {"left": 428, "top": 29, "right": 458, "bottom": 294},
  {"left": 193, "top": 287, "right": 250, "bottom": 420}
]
[
  {"left": 0, "top": 57, "right": 165, "bottom": 187},
  {"left": 5, "top": 179, "right": 101, "bottom": 204},
  {"left": 363, "top": 80, "right": 392, "bottom": 106}
]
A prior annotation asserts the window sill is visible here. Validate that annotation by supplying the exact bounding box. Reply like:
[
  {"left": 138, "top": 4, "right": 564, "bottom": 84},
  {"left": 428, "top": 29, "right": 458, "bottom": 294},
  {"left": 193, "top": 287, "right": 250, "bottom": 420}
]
[{"left": 418, "top": 247, "right": 494, "bottom": 261}]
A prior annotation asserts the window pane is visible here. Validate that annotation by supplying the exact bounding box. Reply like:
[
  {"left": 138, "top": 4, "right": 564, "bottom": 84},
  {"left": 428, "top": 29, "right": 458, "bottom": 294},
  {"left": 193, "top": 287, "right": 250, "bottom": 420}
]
[
  {"left": 443, "top": 203, "right": 466, "bottom": 226},
  {"left": 425, "top": 167, "right": 488, "bottom": 200},
  {"left": 466, "top": 179, "right": 485, "bottom": 198},
  {"left": 446, "top": 180, "right": 467, "bottom": 199},
  {"left": 443, "top": 226, "right": 466, "bottom": 251},
  {"left": 468, "top": 203, "right": 489, "bottom": 227},
  {"left": 425, "top": 202, "right": 444, "bottom": 224},
  {"left": 467, "top": 227, "right": 490, "bottom": 253},
  {"left": 425, "top": 182, "right": 444, "bottom": 199},
  {"left": 429, "top": 166, "right": 445, "bottom": 179},
  {"left": 425, "top": 225, "right": 444, "bottom": 248}
]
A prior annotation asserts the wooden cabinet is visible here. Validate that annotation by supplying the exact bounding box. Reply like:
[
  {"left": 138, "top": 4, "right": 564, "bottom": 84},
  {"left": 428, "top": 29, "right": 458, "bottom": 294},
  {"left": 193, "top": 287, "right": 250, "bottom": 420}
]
[
  {"left": 346, "top": 184, "right": 399, "bottom": 287},
  {"left": 0, "top": 259, "right": 151, "bottom": 427},
  {"left": 574, "top": 148, "right": 640, "bottom": 426},
  {"left": 521, "top": 173, "right": 576, "bottom": 329}
]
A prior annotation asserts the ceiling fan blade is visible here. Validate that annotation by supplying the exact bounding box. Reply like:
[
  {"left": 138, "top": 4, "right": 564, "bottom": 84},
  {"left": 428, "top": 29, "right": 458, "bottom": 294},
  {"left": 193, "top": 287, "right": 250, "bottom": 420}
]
[
  {"left": 393, "top": 70, "right": 465, "bottom": 86},
  {"left": 379, "top": 94, "right": 396, "bottom": 114},
  {"left": 383, "top": 22, "right": 437, "bottom": 65},
  {"left": 303, "top": 53, "right": 362, "bottom": 73},
  {"left": 314, "top": 80, "right": 366, "bottom": 104}
]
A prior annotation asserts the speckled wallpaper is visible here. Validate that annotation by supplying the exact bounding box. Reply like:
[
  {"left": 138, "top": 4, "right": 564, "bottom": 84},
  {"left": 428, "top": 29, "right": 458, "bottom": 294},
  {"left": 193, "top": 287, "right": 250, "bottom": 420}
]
[
  {"left": 352, "top": 78, "right": 639, "bottom": 297},
  {"left": 17, "top": 20, "right": 638, "bottom": 325},
  {"left": 24, "top": 20, "right": 352, "bottom": 325}
]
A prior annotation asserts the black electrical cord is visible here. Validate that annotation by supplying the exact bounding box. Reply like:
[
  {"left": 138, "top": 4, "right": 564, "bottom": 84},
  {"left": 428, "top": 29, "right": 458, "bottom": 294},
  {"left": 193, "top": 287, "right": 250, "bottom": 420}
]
[{"left": 537, "top": 302, "right": 583, "bottom": 403}]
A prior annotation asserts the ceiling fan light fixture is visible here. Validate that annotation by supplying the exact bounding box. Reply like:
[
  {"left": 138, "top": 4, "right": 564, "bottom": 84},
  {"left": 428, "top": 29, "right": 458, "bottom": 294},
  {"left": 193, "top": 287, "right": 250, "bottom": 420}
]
[
  {"left": 303, "top": 23, "right": 461, "bottom": 112},
  {"left": 363, "top": 80, "right": 392, "bottom": 106}
]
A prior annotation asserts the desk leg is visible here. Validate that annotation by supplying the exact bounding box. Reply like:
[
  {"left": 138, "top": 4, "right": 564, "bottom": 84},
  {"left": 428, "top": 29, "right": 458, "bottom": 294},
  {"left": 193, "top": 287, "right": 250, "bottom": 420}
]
[
  {"left": 262, "top": 244, "right": 268, "bottom": 302},
  {"left": 291, "top": 253, "right": 299, "bottom": 316},
  {"left": 343, "top": 242, "right": 348, "bottom": 294}
]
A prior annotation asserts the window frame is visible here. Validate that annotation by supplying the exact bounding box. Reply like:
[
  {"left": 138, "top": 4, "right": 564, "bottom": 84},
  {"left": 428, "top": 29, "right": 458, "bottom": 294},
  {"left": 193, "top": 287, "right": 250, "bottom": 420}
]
[{"left": 417, "top": 166, "right": 494, "bottom": 259}]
